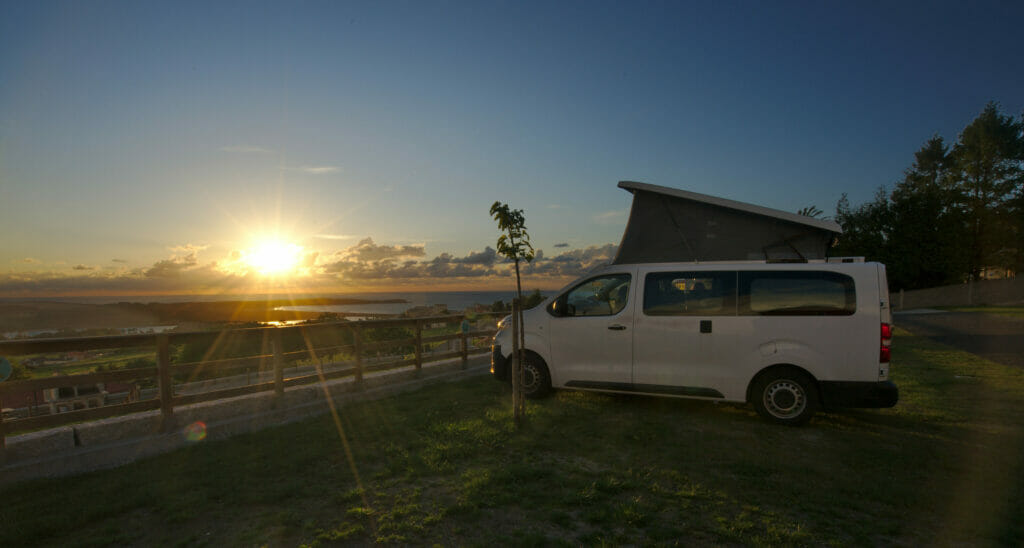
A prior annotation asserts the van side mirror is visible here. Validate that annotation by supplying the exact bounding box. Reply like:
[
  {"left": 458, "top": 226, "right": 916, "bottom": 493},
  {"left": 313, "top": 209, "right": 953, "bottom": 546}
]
[{"left": 549, "top": 297, "right": 569, "bottom": 317}]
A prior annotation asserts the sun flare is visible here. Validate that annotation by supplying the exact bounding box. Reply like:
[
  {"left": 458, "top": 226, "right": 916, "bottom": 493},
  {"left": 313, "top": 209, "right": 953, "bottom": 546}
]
[{"left": 244, "top": 239, "right": 302, "bottom": 276}]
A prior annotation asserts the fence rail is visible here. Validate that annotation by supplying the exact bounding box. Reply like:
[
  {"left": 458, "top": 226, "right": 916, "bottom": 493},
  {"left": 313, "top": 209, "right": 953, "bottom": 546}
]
[{"left": 0, "top": 313, "right": 504, "bottom": 451}]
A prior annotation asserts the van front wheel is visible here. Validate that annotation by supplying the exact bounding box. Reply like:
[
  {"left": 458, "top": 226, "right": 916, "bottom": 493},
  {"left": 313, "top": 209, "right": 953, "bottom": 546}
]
[
  {"left": 752, "top": 369, "right": 818, "bottom": 426},
  {"left": 520, "top": 352, "right": 552, "bottom": 399}
]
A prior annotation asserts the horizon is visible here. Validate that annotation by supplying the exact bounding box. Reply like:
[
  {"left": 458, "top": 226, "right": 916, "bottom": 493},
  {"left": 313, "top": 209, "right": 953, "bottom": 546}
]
[
  {"left": 3, "top": 1, "right": 1023, "bottom": 298},
  {"left": 0, "top": 287, "right": 546, "bottom": 305}
]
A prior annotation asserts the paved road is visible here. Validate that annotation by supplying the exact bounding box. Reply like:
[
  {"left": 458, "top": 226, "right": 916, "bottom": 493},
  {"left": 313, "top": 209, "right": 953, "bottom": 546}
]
[{"left": 895, "top": 310, "right": 1024, "bottom": 368}]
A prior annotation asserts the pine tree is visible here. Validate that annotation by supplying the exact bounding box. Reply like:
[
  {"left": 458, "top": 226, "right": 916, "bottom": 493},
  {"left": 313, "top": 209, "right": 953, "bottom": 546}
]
[{"left": 949, "top": 103, "right": 1024, "bottom": 279}]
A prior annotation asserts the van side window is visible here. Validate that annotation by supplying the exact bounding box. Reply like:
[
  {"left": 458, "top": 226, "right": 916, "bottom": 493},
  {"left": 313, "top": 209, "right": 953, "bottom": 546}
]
[
  {"left": 739, "top": 271, "right": 856, "bottom": 316},
  {"left": 552, "top": 274, "right": 631, "bottom": 317},
  {"left": 643, "top": 271, "right": 737, "bottom": 316}
]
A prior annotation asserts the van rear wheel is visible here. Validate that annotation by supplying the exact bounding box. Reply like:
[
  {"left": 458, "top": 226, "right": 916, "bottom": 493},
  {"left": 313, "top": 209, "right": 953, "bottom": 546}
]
[{"left": 752, "top": 368, "right": 818, "bottom": 426}]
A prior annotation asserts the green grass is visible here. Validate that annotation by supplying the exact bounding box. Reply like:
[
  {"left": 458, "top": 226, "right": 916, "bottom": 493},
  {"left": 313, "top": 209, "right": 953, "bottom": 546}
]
[
  {"left": 3, "top": 329, "right": 1024, "bottom": 546},
  {"left": 940, "top": 305, "right": 1024, "bottom": 318}
]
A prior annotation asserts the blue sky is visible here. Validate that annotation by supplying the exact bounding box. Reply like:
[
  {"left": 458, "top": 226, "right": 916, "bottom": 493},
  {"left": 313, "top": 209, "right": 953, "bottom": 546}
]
[{"left": 1, "top": 0, "right": 1022, "bottom": 296}]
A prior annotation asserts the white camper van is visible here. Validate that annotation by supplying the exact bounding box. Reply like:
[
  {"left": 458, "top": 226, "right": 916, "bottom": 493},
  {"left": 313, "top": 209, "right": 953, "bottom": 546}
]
[{"left": 491, "top": 259, "right": 898, "bottom": 425}]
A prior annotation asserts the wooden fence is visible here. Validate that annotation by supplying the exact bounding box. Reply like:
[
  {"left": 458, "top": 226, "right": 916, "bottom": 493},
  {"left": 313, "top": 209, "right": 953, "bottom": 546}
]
[{"left": 0, "top": 313, "right": 503, "bottom": 452}]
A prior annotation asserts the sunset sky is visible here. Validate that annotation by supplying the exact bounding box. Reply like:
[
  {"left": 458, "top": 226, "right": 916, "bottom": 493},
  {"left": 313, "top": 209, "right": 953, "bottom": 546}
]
[{"left": 2, "top": 1, "right": 1022, "bottom": 297}]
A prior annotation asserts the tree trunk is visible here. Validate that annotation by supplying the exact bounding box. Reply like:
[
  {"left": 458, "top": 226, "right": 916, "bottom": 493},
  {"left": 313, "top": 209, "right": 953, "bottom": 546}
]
[
  {"left": 513, "top": 258, "right": 525, "bottom": 425},
  {"left": 511, "top": 296, "right": 521, "bottom": 426}
]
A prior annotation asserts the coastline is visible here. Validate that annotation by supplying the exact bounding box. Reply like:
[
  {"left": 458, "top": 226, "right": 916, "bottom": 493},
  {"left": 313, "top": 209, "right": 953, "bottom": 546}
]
[{"left": 0, "top": 291, "right": 524, "bottom": 337}]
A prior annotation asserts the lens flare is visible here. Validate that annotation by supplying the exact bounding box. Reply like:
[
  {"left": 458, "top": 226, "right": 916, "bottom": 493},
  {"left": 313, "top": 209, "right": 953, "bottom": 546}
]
[{"left": 183, "top": 421, "right": 207, "bottom": 442}]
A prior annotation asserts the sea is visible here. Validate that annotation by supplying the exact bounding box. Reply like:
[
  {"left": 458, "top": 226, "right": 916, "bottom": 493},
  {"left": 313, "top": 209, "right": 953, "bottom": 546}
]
[
  {"left": 0, "top": 291, "right": 535, "bottom": 314},
  {"left": 0, "top": 291, "right": 539, "bottom": 339},
  {"left": 274, "top": 291, "right": 531, "bottom": 315}
]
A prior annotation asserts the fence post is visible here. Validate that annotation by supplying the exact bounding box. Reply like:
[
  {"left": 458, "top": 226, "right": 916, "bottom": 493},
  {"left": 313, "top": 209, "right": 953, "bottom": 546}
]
[
  {"left": 272, "top": 329, "right": 284, "bottom": 398},
  {"left": 1, "top": 393, "right": 6, "bottom": 456},
  {"left": 461, "top": 330, "right": 469, "bottom": 370},
  {"left": 414, "top": 320, "right": 423, "bottom": 374},
  {"left": 899, "top": 288, "right": 904, "bottom": 311},
  {"left": 353, "top": 325, "right": 363, "bottom": 387},
  {"left": 157, "top": 334, "right": 174, "bottom": 432}
]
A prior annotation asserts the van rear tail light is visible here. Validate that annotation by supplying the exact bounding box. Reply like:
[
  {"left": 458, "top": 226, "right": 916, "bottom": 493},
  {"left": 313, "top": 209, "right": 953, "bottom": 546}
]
[{"left": 880, "top": 322, "right": 892, "bottom": 363}]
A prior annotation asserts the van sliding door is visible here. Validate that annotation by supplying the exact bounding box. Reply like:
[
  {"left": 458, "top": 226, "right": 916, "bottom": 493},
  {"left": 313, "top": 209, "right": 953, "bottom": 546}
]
[{"left": 632, "top": 270, "right": 740, "bottom": 399}]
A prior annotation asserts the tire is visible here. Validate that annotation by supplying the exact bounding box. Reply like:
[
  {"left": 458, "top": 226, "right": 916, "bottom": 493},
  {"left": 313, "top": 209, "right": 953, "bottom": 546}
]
[
  {"left": 519, "top": 352, "right": 552, "bottom": 399},
  {"left": 752, "top": 368, "right": 818, "bottom": 426}
]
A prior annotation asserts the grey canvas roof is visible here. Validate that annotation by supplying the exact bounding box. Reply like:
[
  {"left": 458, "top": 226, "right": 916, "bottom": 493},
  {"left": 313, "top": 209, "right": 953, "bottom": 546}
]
[{"left": 612, "top": 181, "right": 842, "bottom": 264}]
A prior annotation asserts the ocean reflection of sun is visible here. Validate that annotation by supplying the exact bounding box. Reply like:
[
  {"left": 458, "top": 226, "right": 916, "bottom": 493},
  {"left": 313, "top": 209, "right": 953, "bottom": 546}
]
[{"left": 245, "top": 239, "right": 302, "bottom": 276}]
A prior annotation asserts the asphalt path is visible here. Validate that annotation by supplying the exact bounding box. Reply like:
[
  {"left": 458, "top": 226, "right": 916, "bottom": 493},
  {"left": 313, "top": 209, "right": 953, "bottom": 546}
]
[{"left": 894, "top": 310, "right": 1024, "bottom": 368}]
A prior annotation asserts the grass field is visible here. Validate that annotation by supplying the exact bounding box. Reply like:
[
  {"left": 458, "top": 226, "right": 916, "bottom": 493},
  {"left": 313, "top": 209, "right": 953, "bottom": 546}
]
[{"left": 2, "top": 328, "right": 1023, "bottom": 546}]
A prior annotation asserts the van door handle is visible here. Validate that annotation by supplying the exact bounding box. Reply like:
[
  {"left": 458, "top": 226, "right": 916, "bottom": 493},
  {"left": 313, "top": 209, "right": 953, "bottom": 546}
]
[{"left": 608, "top": 324, "right": 627, "bottom": 331}]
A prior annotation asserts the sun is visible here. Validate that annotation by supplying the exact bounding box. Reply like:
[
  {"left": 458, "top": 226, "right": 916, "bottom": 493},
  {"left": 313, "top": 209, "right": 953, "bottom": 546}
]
[{"left": 244, "top": 239, "right": 302, "bottom": 276}]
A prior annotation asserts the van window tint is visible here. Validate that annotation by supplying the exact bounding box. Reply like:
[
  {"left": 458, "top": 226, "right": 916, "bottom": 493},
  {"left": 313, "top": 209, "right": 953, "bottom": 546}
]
[
  {"left": 739, "top": 271, "right": 856, "bottom": 316},
  {"left": 556, "top": 274, "right": 631, "bottom": 317},
  {"left": 643, "top": 271, "right": 736, "bottom": 316}
]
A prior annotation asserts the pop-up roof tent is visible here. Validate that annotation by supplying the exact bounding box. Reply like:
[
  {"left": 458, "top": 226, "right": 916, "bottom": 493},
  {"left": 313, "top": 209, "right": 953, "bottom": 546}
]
[{"left": 612, "top": 181, "right": 842, "bottom": 264}]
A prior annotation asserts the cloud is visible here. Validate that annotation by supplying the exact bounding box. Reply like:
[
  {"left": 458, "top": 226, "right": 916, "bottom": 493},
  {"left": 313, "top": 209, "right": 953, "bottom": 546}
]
[
  {"left": 0, "top": 248, "right": 254, "bottom": 296},
  {"left": 313, "top": 234, "right": 357, "bottom": 240},
  {"left": 220, "top": 145, "right": 272, "bottom": 153},
  {"left": 144, "top": 254, "right": 198, "bottom": 278},
  {"left": 553, "top": 243, "right": 569, "bottom": 248},
  {"left": 21, "top": 258, "right": 40, "bottom": 264},
  {"left": 0, "top": 235, "right": 621, "bottom": 297},
  {"left": 320, "top": 243, "right": 498, "bottom": 281},
  {"left": 594, "top": 209, "right": 629, "bottom": 224},
  {"left": 296, "top": 165, "right": 339, "bottom": 175},
  {"left": 169, "top": 243, "right": 208, "bottom": 254},
  {"left": 144, "top": 247, "right": 203, "bottom": 278},
  {"left": 521, "top": 244, "right": 618, "bottom": 277},
  {"left": 338, "top": 238, "right": 426, "bottom": 262},
  {"left": 317, "top": 242, "right": 614, "bottom": 285},
  {"left": 452, "top": 247, "right": 498, "bottom": 266}
]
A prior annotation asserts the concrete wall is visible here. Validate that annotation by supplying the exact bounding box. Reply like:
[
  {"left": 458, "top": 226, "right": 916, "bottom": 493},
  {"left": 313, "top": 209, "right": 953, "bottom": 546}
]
[
  {"left": 0, "top": 355, "right": 491, "bottom": 486},
  {"left": 896, "top": 277, "right": 1024, "bottom": 310}
]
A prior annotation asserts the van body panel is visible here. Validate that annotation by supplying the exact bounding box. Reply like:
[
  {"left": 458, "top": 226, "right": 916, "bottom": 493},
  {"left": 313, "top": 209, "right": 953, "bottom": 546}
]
[
  {"left": 547, "top": 309, "right": 634, "bottom": 386},
  {"left": 632, "top": 314, "right": 753, "bottom": 401},
  {"left": 491, "top": 260, "right": 898, "bottom": 417}
]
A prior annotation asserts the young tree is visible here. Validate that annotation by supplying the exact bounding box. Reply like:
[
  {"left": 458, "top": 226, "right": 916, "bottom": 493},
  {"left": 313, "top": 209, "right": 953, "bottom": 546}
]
[{"left": 490, "top": 201, "right": 535, "bottom": 425}]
